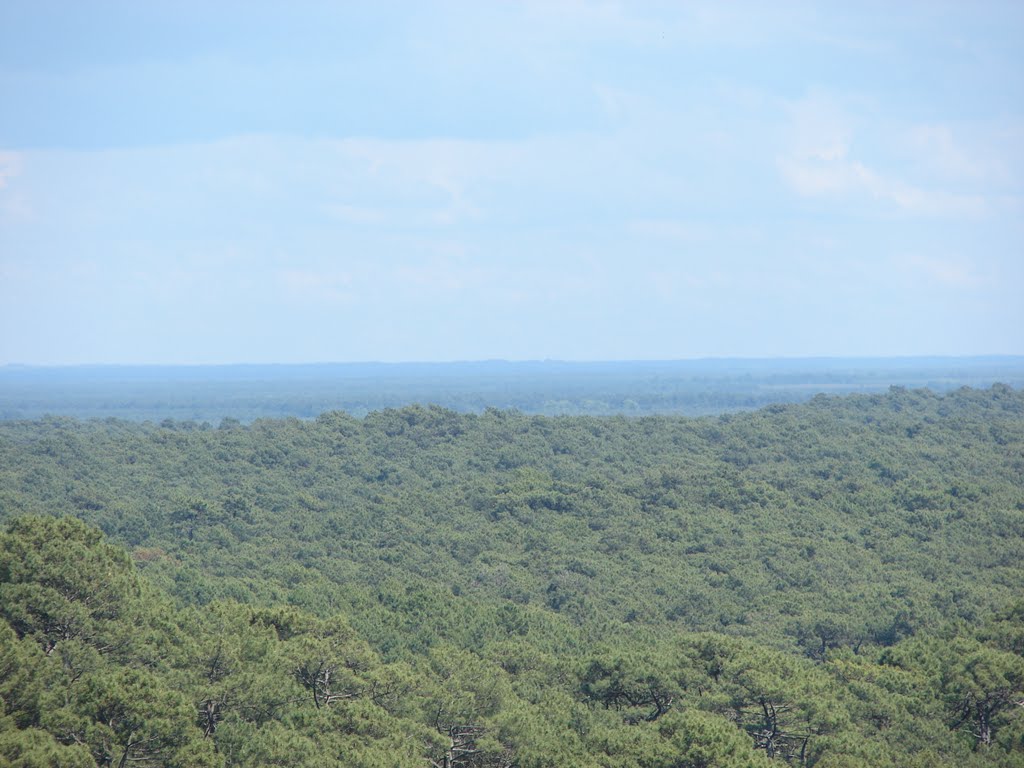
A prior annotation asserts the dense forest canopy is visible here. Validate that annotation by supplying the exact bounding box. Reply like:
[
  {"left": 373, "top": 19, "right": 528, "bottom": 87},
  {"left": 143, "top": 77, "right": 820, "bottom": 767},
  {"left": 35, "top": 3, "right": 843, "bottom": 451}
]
[{"left": 1, "top": 385, "right": 1022, "bottom": 766}]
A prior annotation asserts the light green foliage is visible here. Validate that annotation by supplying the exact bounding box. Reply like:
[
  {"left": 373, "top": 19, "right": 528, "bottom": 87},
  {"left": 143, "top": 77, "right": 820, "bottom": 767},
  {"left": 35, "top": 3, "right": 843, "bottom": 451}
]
[
  {"left": 0, "top": 517, "right": 141, "bottom": 655},
  {"left": 0, "top": 718, "right": 96, "bottom": 768},
  {"left": 40, "top": 667, "right": 219, "bottom": 768},
  {"left": 647, "top": 710, "right": 774, "bottom": 768}
]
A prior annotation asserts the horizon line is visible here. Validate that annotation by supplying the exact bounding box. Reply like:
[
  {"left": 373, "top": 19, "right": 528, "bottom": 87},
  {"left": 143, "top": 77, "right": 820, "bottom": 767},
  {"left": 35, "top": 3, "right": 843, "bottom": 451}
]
[{"left": 3, "top": 353, "right": 1024, "bottom": 370}]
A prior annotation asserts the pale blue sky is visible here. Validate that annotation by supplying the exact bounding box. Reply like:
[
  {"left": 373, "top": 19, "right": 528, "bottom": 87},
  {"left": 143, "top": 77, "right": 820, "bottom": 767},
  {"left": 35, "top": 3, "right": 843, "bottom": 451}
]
[{"left": 1, "top": 1, "right": 1022, "bottom": 364}]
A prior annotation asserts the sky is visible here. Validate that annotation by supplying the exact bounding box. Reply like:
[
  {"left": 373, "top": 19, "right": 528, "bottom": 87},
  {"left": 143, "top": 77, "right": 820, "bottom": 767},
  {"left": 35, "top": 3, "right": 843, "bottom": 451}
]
[{"left": 1, "top": 1, "right": 1022, "bottom": 365}]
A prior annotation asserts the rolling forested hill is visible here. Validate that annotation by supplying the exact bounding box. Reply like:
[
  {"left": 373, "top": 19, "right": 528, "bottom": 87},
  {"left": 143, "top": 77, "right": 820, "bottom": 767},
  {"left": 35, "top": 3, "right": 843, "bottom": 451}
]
[{"left": 1, "top": 386, "right": 1022, "bottom": 766}]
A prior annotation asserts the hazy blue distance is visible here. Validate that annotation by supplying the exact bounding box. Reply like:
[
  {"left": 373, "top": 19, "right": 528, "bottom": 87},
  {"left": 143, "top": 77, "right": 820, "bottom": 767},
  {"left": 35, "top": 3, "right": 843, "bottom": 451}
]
[{"left": 3, "top": 357, "right": 1023, "bottom": 423}]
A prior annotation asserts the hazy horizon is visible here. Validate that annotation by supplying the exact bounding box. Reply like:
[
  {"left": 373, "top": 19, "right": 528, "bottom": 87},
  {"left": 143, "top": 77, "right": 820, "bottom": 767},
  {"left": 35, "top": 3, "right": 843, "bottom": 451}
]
[
  {"left": 4, "top": 353, "right": 1024, "bottom": 371},
  {"left": 5, "top": 354, "right": 1022, "bottom": 424},
  {"left": 2, "top": 2, "right": 1022, "bottom": 365}
]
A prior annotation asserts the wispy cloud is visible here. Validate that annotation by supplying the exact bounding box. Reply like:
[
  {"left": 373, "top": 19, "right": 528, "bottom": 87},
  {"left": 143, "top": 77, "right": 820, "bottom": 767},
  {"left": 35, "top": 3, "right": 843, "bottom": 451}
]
[
  {"left": 906, "top": 124, "right": 986, "bottom": 181},
  {"left": 0, "top": 151, "right": 32, "bottom": 222},
  {"left": 778, "top": 95, "right": 989, "bottom": 217},
  {"left": 902, "top": 120, "right": 1024, "bottom": 189},
  {"left": 897, "top": 254, "right": 986, "bottom": 289},
  {"left": 0, "top": 151, "right": 19, "bottom": 190},
  {"left": 327, "top": 138, "right": 521, "bottom": 227},
  {"left": 628, "top": 218, "right": 708, "bottom": 243},
  {"left": 778, "top": 154, "right": 987, "bottom": 216},
  {"left": 324, "top": 204, "right": 387, "bottom": 224},
  {"left": 279, "top": 268, "right": 355, "bottom": 305},
  {"left": 391, "top": 255, "right": 492, "bottom": 297}
]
